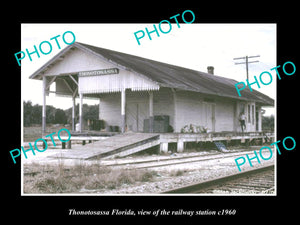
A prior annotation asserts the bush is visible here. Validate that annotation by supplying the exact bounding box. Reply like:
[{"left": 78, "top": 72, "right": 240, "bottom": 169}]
[{"left": 180, "top": 124, "right": 208, "bottom": 133}]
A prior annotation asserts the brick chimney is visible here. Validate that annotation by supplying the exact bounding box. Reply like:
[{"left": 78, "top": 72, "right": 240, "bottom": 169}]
[{"left": 207, "top": 66, "right": 214, "bottom": 75}]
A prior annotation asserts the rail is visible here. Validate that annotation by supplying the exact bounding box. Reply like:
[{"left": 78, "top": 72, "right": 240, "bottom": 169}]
[{"left": 162, "top": 164, "right": 274, "bottom": 194}]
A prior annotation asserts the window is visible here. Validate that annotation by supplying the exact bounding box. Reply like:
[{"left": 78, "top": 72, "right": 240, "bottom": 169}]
[{"left": 239, "top": 103, "right": 245, "bottom": 114}]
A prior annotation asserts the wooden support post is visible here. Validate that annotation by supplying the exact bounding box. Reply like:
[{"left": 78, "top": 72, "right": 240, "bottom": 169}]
[
  {"left": 177, "top": 140, "right": 184, "bottom": 152},
  {"left": 258, "top": 107, "right": 262, "bottom": 132},
  {"left": 121, "top": 89, "right": 126, "bottom": 133},
  {"left": 72, "top": 96, "right": 76, "bottom": 132},
  {"left": 149, "top": 91, "right": 154, "bottom": 133},
  {"left": 98, "top": 98, "right": 101, "bottom": 120},
  {"left": 79, "top": 93, "right": 83, "bottom": 133},
  {"left": 43, "top": 140, "right": 46, "bottom": 150},
  {"left": 67, "top": 140, "right": 72, "bottom": 149},
  {"left": 241, "top": 138, "right": 245, "bottom": 144},
  {"left": 42, "top": 76, "right": 47, "bottom": 134}
]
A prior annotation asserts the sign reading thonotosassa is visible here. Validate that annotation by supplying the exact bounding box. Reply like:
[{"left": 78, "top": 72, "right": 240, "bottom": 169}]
[{"left": 79, "top": 68, "right": 119, "bottom": 77}]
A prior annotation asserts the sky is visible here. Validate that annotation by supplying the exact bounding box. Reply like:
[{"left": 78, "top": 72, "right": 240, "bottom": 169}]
[{"left": 21, "top": 23, "right": 276, "bottom": 115}]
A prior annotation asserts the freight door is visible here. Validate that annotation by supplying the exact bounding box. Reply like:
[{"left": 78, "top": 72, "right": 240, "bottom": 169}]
[
  {"left": 126, "top": 102, "right": 148, "bottom": 132},
  {"left": 203, "top": 102, "right": 215, "bottom": 132}
]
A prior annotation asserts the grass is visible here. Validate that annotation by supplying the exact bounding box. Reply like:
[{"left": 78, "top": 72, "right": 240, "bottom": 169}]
[
  {"left": 24, "top": 125, "right": 67, "bottom": 142},
  {"left": 23, "top": 161, "right": 158, "bottom": 194}
]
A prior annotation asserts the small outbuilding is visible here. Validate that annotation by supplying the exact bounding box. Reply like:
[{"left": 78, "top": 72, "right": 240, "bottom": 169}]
[{"left": 29, "top": 42, "right": 274, "bottom": 134}]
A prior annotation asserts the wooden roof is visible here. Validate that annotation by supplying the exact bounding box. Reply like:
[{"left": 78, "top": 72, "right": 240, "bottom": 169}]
[{"left": 29, "top": 42, "right": 274, "bottom": 106}]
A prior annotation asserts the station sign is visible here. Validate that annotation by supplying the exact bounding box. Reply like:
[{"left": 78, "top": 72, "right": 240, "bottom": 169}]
[{"left": 79, "top": 68, "right": 119, "bottom": 77}]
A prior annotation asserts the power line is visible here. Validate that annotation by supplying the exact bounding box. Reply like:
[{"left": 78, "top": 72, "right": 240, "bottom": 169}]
[{"left": 233, "top": 55, "right": 260, "bottom": 80}]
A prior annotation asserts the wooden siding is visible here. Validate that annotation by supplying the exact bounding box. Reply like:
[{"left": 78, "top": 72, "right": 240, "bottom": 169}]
[
  {"left": 214, "top": 99, "right": 235, "bottom": 132},
  {"left": 79, "top": 71, "right": 159, "bottom": 94},
  {"left": 43, "top": 48, "right": 112, "bottom": 76},
  {"left": 42, "top": 47, "right": 159, "bottom": 94},
  {"left": 173, "top": 91, "right": 250, "bottom": 133},
  {"left": 153, "top": 88, "right": 174, "bottom": 129},
  {"left": 174, "top": 91, "right": 204, "bottom": 132},
  {"left": 99, "top": 88, "right": 174, "bottom": 132},
  {"left": 98, "top": 88, "right": 258, "bottom": 133},
  {"left": 99, "top": 92, "right": 121, "bottom": 128}
]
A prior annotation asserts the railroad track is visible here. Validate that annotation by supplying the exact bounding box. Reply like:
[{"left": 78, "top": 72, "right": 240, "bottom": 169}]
[
  {"left": 162, "top": 165, "right": 275, "bottom": 194},
  {"left": 106, "top": 150, "right": 271, "bottom": 170}
]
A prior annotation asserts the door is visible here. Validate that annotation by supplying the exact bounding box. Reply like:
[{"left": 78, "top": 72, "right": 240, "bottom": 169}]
[
  {"left": 203, "top": 102, "right": 215, "bottom": 132},
  {"left": 126, "top": 102, "right": 148, "bottom": 132}
]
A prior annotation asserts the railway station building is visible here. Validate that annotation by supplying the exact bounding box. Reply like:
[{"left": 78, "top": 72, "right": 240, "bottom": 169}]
[{"left": 29, "top": 42, "right": 274, "bottom": 135}]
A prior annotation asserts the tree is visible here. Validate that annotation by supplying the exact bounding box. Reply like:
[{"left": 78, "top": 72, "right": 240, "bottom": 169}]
[
  {"left": 63, "top": 104, "right": 99, "bottom": 123},
  {"left": 23, "top": 100, "right": 33, "bottom": 126},
  {"left": 54, "top": 109, "right": 67, "bottom": 124},
  {"left": 46, "top": 105, "right": 56, "bottom": 124},
  {"left": 83, "top": 104, "right": 99, "bottom": 120},
  {"left": 23, "top": 101, "right": 99, "bottom": 126},
  {"left": 31, "top": 104, "right": 42, "bottom": 124},
  {"left": 262, "top": 115, "right": 274, "bottom": 131}
]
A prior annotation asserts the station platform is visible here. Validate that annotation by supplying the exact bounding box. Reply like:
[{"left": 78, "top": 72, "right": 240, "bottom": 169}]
[
  {"left": 49, "top": 132, "right": 160, "bottom": 160},
  {"left": 47, "top": 131, "right": 274, "bottom": 160}
]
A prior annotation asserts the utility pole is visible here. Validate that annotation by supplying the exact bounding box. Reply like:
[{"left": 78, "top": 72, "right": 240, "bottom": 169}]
[{"left": 233, "top": 55, "right": 260, "bottom": 80}]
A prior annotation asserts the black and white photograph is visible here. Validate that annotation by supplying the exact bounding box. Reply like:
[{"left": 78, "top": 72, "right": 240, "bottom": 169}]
[
  {"left": 20, "top": 23, "right": 277, "bottom": 196},
  {"left": 4, "top": 6, "right": 298, "bottom": 223}
]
